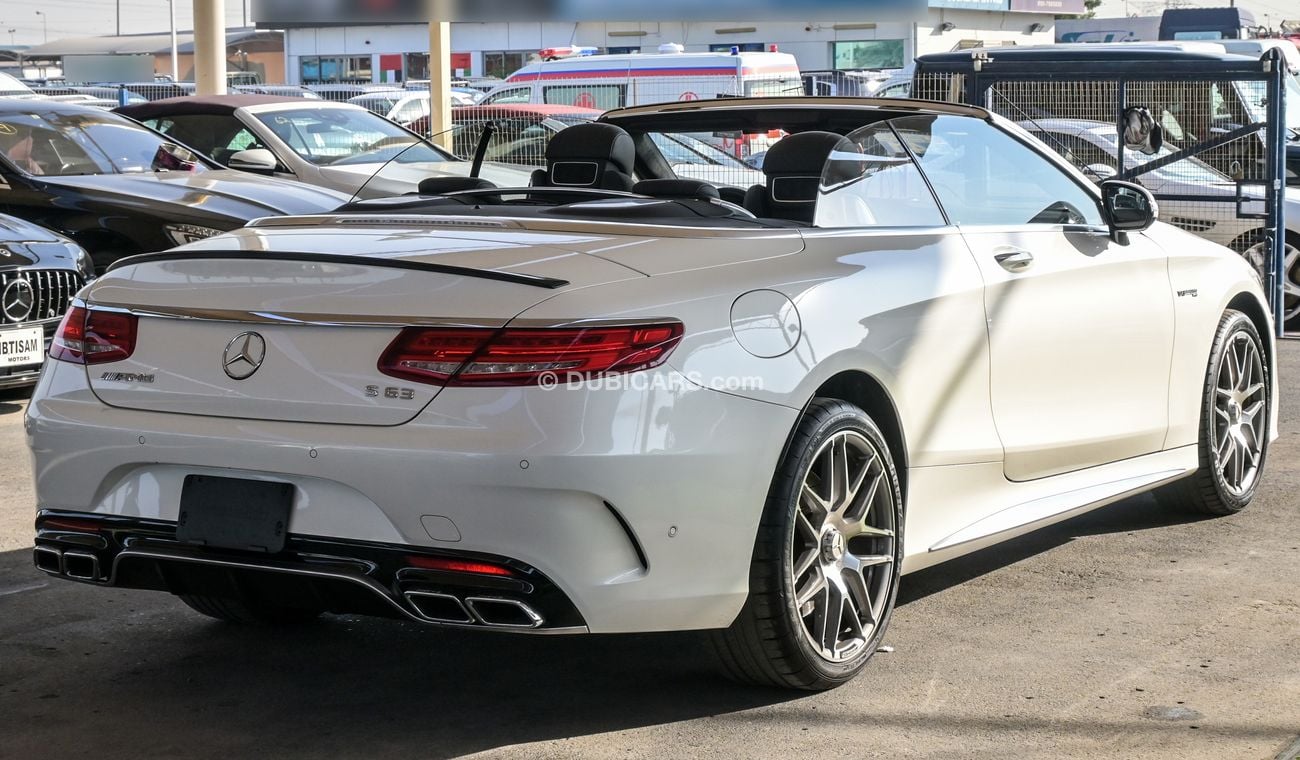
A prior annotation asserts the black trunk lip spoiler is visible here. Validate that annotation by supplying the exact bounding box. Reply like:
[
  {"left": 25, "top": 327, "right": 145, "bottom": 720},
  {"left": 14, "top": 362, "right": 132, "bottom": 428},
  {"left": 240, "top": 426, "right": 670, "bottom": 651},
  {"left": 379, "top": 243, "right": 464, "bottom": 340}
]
[{"left": 103, "top": 250, "right": 571, "bottom": 290}]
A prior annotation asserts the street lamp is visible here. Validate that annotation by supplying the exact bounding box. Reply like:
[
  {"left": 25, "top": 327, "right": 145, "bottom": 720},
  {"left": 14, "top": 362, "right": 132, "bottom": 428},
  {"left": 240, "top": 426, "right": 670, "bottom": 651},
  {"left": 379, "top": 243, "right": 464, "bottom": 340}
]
[{"left": 34, "top": 10, "right": 46, "bottom": 44}]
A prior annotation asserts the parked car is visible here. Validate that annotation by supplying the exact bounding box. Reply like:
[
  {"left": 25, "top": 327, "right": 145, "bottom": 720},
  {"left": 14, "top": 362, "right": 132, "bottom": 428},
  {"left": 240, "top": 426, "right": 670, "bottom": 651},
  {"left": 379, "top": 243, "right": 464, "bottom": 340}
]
[
  {"left": 233, "top": 84, "right": 322, "bottom": 99},
  {"left": 0, "top": 100, "right": 349, "bottom": 271},
  {"left": 28, "top": 98, "right": 1277, "bottom": 692},
  {"left": 115, "top": 95, "right": 533, "bottom": 198},
  {"left": 0, "top": 213, "right": 92, "bottom": 389},
  {"left": 306, "top": 83, "right": 404, "bottom": 103}
]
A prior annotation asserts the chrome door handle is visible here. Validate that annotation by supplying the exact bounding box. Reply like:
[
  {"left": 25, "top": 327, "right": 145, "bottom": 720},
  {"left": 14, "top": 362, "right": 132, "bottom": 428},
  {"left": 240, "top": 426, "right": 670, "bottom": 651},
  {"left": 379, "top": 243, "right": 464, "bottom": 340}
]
[{"left": 994, "top": 249, "right": 1034, "bottom": 272}]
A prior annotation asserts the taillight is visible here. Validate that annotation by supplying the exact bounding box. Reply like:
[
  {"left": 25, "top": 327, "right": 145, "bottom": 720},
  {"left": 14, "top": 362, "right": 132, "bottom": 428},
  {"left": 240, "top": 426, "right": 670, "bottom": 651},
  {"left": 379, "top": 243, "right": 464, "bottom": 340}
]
[
  {"left": 50, "top": 306, "right": 138, "bottom": 365},
  {"left": 378, "top": 322, "right": 684, "bottom": 387},
  {"left": 406, "top": 556, "right": 515, "bottom": 577}
]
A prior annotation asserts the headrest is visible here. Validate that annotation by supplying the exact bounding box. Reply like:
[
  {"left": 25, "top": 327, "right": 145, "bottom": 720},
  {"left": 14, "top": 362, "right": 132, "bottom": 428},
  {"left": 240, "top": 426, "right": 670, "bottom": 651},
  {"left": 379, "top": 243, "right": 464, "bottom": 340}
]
[
  {"left": 546, "top": 123, "right": 636, "bottom": 176},
  {"left": 632, "top": 179, "right": 721, "bottom": 201},
  {"left": 763, "top": 131, "right": 852, "bottom": 177}
]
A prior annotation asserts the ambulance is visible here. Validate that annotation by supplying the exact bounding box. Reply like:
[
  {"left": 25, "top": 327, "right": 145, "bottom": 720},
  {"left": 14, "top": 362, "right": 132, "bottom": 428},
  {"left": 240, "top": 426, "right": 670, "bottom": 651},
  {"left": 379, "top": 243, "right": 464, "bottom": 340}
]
[{"left": 478, "top": 46, "right": 803, "bottom": 110}]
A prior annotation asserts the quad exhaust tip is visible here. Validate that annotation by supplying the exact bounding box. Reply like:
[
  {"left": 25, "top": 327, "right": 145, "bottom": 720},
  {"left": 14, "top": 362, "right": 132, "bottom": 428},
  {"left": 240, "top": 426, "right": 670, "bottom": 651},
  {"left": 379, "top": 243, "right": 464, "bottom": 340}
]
[
  {"left": 403, "top": 590, "right": 544, "bottom": 629},
  {"left": 33, "top": 546, "right": 102, "bottom": 582}
]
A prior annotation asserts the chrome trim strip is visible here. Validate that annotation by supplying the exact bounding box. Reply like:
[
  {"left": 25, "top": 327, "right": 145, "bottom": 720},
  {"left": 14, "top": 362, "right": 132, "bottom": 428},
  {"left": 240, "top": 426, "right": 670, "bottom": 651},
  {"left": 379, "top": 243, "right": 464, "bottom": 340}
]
[{"left": 109, "top": 548, "right": 586, "bottom": 635}]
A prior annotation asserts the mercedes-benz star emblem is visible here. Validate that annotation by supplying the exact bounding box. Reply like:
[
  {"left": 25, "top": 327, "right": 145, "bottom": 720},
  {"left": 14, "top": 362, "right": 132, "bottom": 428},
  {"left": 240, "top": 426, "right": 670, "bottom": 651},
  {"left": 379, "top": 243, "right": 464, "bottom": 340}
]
[
  {"left": 222, "top": 332, "right": 267, "bottom": 381},
  {"left": 1, "top": 278, "right": 34, "bottom": 323}
]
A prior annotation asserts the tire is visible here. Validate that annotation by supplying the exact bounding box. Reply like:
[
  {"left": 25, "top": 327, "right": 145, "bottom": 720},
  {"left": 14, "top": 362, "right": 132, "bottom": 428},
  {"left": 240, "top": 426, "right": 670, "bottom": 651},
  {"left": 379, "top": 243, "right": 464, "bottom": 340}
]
[
  {"left": 178, "top": 594, "right": 323, "bottom": 625},
  {"left": 1156, "top": 309, "right": 1270, "bottom": 516},
  {"left": 712, "top": 398, "right": 903, "bottom": 691}
]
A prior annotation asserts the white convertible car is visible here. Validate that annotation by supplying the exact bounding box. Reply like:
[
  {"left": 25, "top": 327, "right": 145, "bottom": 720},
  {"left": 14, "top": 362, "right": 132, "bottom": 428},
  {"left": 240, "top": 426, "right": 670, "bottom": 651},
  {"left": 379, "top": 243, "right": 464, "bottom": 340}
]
[{"left": 26, "top": 98, "right": 1278, "bottom": 691}]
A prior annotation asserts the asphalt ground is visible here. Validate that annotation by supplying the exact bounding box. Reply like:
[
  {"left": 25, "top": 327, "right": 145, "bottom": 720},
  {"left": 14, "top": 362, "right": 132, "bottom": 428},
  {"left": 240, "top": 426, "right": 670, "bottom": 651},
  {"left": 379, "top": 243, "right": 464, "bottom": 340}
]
[{"left": 0, "top": 343, "right": 1297, "bottom": 760}]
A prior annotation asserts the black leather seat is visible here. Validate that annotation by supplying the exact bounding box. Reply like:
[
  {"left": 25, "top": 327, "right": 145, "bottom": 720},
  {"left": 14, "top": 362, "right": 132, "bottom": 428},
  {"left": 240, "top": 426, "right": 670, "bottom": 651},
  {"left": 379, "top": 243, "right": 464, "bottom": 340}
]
[
  {"left": 531, "top": 123, "right": 636, "bottom": 193},
  {"left": 743, "top": 131, "right": 850, "bottom": 224}
]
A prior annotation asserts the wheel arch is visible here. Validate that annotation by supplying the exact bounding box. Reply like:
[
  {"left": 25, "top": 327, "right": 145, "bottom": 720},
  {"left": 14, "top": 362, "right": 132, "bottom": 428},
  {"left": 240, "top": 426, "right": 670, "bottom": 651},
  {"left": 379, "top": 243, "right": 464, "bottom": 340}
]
[
  {"left": 1225, "top": 290, "right": 1274, "bottom": 371},
  {"left": 802, "top": 371, "right": 909, "bottom": 504}
]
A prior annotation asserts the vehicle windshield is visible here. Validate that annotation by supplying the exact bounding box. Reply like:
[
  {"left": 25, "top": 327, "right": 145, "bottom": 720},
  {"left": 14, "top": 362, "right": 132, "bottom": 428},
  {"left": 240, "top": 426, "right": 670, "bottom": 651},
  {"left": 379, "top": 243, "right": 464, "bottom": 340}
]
[
  {"left": 0, "top": 110, "right": 208, "bottom": 177},
  {"left": 1236, "top": 78, "right": 1300, "bottom": 139},
  {"left": 254, "top": 108, "right": 452, "bottom": 167},
  {"left": 351, "top": 96, "right": 400, "bottom": 116}
]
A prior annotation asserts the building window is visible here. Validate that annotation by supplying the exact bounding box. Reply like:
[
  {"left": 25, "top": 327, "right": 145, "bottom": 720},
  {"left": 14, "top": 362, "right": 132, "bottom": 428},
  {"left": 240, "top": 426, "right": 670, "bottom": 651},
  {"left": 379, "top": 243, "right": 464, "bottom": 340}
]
[
  {"left": 299, "top": 55, "right": 373, "bottom": 83},
  {"left": 483, "top": 51, "right": 534, "bottom": 79},
  {"left": 405, "top": 53, "right": 429, "bottom": 81},
  {"left": 832, "top": 40, "right": 905, "bottom": 70},
  {"left": 709, "top": 43, "right": 767, "bottom": 53}
]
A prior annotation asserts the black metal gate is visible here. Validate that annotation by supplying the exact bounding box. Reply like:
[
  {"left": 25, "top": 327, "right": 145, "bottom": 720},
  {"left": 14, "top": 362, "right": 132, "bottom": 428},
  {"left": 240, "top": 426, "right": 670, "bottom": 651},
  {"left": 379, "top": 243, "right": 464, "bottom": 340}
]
[{"left": 913, "top": 47, "right": 1291, "bottom": 336}]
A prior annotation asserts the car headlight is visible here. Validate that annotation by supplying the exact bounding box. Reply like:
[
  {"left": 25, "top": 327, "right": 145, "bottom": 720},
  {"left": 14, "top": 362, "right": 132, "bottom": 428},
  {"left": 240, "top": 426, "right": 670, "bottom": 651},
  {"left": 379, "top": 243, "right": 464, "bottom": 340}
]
[
  {"left": 164, "top": 224, "right": 225, "bottom": 246},
  {"left": 73, "top": 246, "right": 94, "bottom": 279}
]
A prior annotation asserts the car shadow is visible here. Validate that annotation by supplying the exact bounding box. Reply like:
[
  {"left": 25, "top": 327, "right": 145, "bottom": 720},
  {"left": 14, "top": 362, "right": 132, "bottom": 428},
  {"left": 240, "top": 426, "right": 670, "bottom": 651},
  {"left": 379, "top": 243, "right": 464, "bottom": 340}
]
[
  {"left": 0, "top": 387, "right": 30, "bottom": 415},
  {"left": 897, "top": 492, "right": 1211, "bottom": 606},
  {"left": 0, "top": 491, "right": 1216, "bottom": 758}
]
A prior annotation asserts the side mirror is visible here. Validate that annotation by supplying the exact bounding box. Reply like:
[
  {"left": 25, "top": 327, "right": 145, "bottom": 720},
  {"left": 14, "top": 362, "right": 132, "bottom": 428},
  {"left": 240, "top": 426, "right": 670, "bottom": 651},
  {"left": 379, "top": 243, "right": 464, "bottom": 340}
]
[
  {"left": 228, "top": 148, "right": 279, "bottom": 174},
  {"left": 1101, "top": 180, "right": 1158, "bottom": 238}
]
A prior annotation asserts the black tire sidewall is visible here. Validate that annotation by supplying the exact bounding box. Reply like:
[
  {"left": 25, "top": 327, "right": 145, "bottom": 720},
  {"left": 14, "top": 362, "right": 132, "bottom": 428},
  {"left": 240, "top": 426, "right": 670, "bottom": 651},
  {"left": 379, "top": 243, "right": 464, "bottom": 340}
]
[
  {"left": 1201, "top": 312, "right": 1270, "bottom": 511},
  {"left": 768, "top": 401, "right": 904, "bottom": 684}
]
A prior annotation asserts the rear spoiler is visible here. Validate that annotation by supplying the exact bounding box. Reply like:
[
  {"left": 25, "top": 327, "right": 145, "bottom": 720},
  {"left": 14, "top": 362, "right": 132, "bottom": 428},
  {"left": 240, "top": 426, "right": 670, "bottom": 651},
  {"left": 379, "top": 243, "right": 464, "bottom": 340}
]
[{"left": 103, "top": 250, "right": 571, "bottom": 290}]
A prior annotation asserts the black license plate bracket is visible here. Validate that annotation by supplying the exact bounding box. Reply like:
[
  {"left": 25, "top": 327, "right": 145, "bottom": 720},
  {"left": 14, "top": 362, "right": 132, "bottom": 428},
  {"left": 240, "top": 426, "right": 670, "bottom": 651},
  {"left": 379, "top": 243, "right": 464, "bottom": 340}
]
[{"left": 176, "top": 475, "right": 294, "bottom": 553}]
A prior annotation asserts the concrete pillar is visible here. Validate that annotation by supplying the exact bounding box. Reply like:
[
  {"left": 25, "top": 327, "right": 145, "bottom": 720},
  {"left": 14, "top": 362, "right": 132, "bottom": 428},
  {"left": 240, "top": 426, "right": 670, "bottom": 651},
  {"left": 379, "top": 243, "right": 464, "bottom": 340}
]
[
  {"left": 193, "top": 0, "right": 228, "bottom": 95},
  {"left": 428, "top": 21, "right": 453, "bottom": 149}
]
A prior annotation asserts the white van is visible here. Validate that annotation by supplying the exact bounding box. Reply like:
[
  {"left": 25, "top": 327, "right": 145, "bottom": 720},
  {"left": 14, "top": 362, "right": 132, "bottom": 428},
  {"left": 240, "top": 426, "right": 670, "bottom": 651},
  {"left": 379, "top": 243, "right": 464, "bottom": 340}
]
[
  {"left": 1217, "top": 39, "right": 1300, "bottom": 74},
  {"left": 479, "top": 50, "right": 803, "bottom": 110}
]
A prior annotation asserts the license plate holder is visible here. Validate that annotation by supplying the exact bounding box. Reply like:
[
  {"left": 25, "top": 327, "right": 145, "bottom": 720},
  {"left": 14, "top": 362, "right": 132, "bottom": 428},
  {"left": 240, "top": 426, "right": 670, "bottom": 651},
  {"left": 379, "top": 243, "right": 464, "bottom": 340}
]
[
  {"left": 177, "top": 475, "right": 294, "bottom": 553},
  {"left": 0, "top": 326, "right": 44, "bottom": 368}
]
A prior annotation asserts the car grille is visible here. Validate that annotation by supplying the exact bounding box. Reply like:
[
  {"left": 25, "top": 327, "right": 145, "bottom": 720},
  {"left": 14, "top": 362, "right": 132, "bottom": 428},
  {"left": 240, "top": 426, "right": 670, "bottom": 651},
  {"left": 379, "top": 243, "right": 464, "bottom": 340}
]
[{"left": 0, "top": 269, "right": 84, "bottom": 326}]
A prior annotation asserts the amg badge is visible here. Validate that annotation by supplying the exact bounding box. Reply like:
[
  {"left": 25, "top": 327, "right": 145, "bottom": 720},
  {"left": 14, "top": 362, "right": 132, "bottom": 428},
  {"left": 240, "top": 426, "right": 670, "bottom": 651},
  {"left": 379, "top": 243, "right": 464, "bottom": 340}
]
[{"left": 100, "top": 372, "right": 156, "bottom": 384}]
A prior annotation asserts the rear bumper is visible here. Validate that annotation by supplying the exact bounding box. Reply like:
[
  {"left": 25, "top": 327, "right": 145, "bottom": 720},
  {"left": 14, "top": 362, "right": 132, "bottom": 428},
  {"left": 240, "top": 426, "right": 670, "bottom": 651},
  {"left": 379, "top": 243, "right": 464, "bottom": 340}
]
[
  {"left": 33, "top": 511, "right": 587, "bottom": 633},
  {"left": 26, "top": 361, "right": 799, "bottom": 633}
]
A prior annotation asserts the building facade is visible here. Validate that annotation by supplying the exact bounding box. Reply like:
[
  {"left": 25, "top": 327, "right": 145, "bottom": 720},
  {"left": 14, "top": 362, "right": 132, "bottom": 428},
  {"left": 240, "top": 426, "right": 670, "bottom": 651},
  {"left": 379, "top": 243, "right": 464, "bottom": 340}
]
[{"left": 279, "top": 13, "right": 1060, "bottom": 85}]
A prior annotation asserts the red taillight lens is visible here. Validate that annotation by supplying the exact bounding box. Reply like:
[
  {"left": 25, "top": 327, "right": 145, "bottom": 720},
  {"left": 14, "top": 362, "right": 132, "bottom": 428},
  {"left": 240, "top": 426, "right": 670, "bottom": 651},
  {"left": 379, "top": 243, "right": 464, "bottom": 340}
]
[
  {"left": 406, "top": 556, "right": 515, "bottom": 577},
  {"left": 379, "top": 322, "right": 684, "bottom": 387},
  {"left": 50, "top": 306, "right": 138, "bottom": 365}
]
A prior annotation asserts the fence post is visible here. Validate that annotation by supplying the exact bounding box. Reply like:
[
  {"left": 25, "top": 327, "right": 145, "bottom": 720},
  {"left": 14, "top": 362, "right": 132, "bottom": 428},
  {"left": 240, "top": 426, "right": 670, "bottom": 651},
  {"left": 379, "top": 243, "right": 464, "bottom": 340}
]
[
  {"left": 1264, "top": 49, "right": 1287, "bottom": 337},
  {"left": 118, "top": 84, "right": 129, "bottom": 107}
]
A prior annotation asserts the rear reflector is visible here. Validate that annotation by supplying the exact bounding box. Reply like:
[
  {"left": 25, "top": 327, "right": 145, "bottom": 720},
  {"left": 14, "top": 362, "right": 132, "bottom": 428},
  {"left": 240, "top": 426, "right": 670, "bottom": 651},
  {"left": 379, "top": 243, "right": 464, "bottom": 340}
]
[
  {"left": 50, "top": 306, "right": 138, "bottom": 365},
  {"left": 379, "top": 322, "right": 683, "bottom": 387},
  {"left": 39, "top": 517, "right": 104, "bottom": 533},
  {"left": 406, "top": 556, "right": 515, "bottom": 577}
]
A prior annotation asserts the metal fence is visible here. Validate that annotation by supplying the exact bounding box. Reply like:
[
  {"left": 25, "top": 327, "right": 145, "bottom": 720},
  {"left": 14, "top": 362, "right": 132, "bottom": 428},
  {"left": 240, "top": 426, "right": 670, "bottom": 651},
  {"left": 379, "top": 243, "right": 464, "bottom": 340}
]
[{"left": 913, "top": 52, "right": 1292, "bottom": 335}]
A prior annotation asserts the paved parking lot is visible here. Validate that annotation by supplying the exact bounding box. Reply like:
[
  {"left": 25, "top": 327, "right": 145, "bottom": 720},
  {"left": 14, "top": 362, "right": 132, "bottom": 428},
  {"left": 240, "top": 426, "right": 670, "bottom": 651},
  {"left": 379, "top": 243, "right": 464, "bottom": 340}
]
[{"left": 1, "top": 344, "right": 1297, "bottom": 760}]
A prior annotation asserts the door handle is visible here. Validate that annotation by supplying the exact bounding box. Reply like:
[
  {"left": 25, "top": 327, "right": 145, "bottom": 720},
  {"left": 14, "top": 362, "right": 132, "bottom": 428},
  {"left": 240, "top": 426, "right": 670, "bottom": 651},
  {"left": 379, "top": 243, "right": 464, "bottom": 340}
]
[{"left": 994, "top": 249, "right": 1035, "bottom": 273}]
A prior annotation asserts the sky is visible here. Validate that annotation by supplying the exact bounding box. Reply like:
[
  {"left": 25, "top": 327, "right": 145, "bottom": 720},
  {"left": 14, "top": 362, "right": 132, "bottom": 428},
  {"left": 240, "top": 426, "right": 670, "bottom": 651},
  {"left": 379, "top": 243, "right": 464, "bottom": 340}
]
[{"left": 0, "top": 0, "right": 1294, "bottom": 48}]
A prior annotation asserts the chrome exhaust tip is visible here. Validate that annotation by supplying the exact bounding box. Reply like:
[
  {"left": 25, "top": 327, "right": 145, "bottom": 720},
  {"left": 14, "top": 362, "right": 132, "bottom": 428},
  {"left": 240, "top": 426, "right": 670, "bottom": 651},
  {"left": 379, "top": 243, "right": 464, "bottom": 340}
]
[
  {"left": 61, "top": 551, "right": 101, "bottom": 582},
  {"left": 33, "top": 546, "right": 63, "bottom": 575},
  {"left": 404, "top": 591, "right": 474, "bottom": 624},
  {"left": 465, "top": 597, "right": 545, "bottom": 629}
]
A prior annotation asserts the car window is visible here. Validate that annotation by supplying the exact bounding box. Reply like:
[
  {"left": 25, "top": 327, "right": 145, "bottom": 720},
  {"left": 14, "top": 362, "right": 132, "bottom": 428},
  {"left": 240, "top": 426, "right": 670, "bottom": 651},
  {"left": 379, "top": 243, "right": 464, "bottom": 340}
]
[
  {"left": 895, "top": 115, "right": 1105, "bottom": 227},
  {"left": 0, "top": 110, "right": 207, "bottom": 176},
  {"left": 144, "top": 114, "right": 263, "bottom": 164},
  {"left": 253, "top": 107, "right": 449, "bottom": 166},
  {"left": 482, "top": 88, "right": 532, "bottom": 105},
  {"left": 542, "top": 85, "right": 625, "bottom": 110},
  {"left": 815, "top": 122, "right": 947, "bottom": 228}
]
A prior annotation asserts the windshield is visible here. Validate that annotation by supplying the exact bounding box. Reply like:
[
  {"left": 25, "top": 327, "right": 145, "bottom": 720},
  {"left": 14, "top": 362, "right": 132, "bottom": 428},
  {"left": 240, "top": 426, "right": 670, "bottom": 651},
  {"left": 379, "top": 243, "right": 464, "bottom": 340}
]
[
  {"left": 351, "top": 96, "right": 400, "bottom": 116},
  {"left": 254, "top": 108, "right": 452, "bottom": 167},
  {"left": 1236, "top": 78, "right": 1300, "bottom": 138},
  {"left": 0, "top": 71, "right": 33, "bottom": 96},
  {"left": 0, "top": 110, "right": 207, "bottom": 176}
]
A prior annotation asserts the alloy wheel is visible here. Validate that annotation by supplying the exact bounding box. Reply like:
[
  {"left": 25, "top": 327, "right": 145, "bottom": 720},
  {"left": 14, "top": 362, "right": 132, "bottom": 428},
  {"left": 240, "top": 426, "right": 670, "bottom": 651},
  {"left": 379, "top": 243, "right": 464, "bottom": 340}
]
[
  {"left": 791, "top": 430, "right": 897, "bottom": 663},
  {"left": 1213, "top": 331, "right": 1267, "bottom": 497}
]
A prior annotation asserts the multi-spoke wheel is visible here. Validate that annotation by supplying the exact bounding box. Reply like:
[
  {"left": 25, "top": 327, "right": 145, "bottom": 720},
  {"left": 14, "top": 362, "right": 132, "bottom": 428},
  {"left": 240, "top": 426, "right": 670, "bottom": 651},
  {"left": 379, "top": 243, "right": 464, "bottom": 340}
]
[
  {"left": 1157, "top": 310, "right": 1270, "bottom": 516},
  {"left": 712, "top": 398, "right": 903, "bottom": 690},
  {"left": 1284, "top": 238, "right": 1299, "bottom": 328}
]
